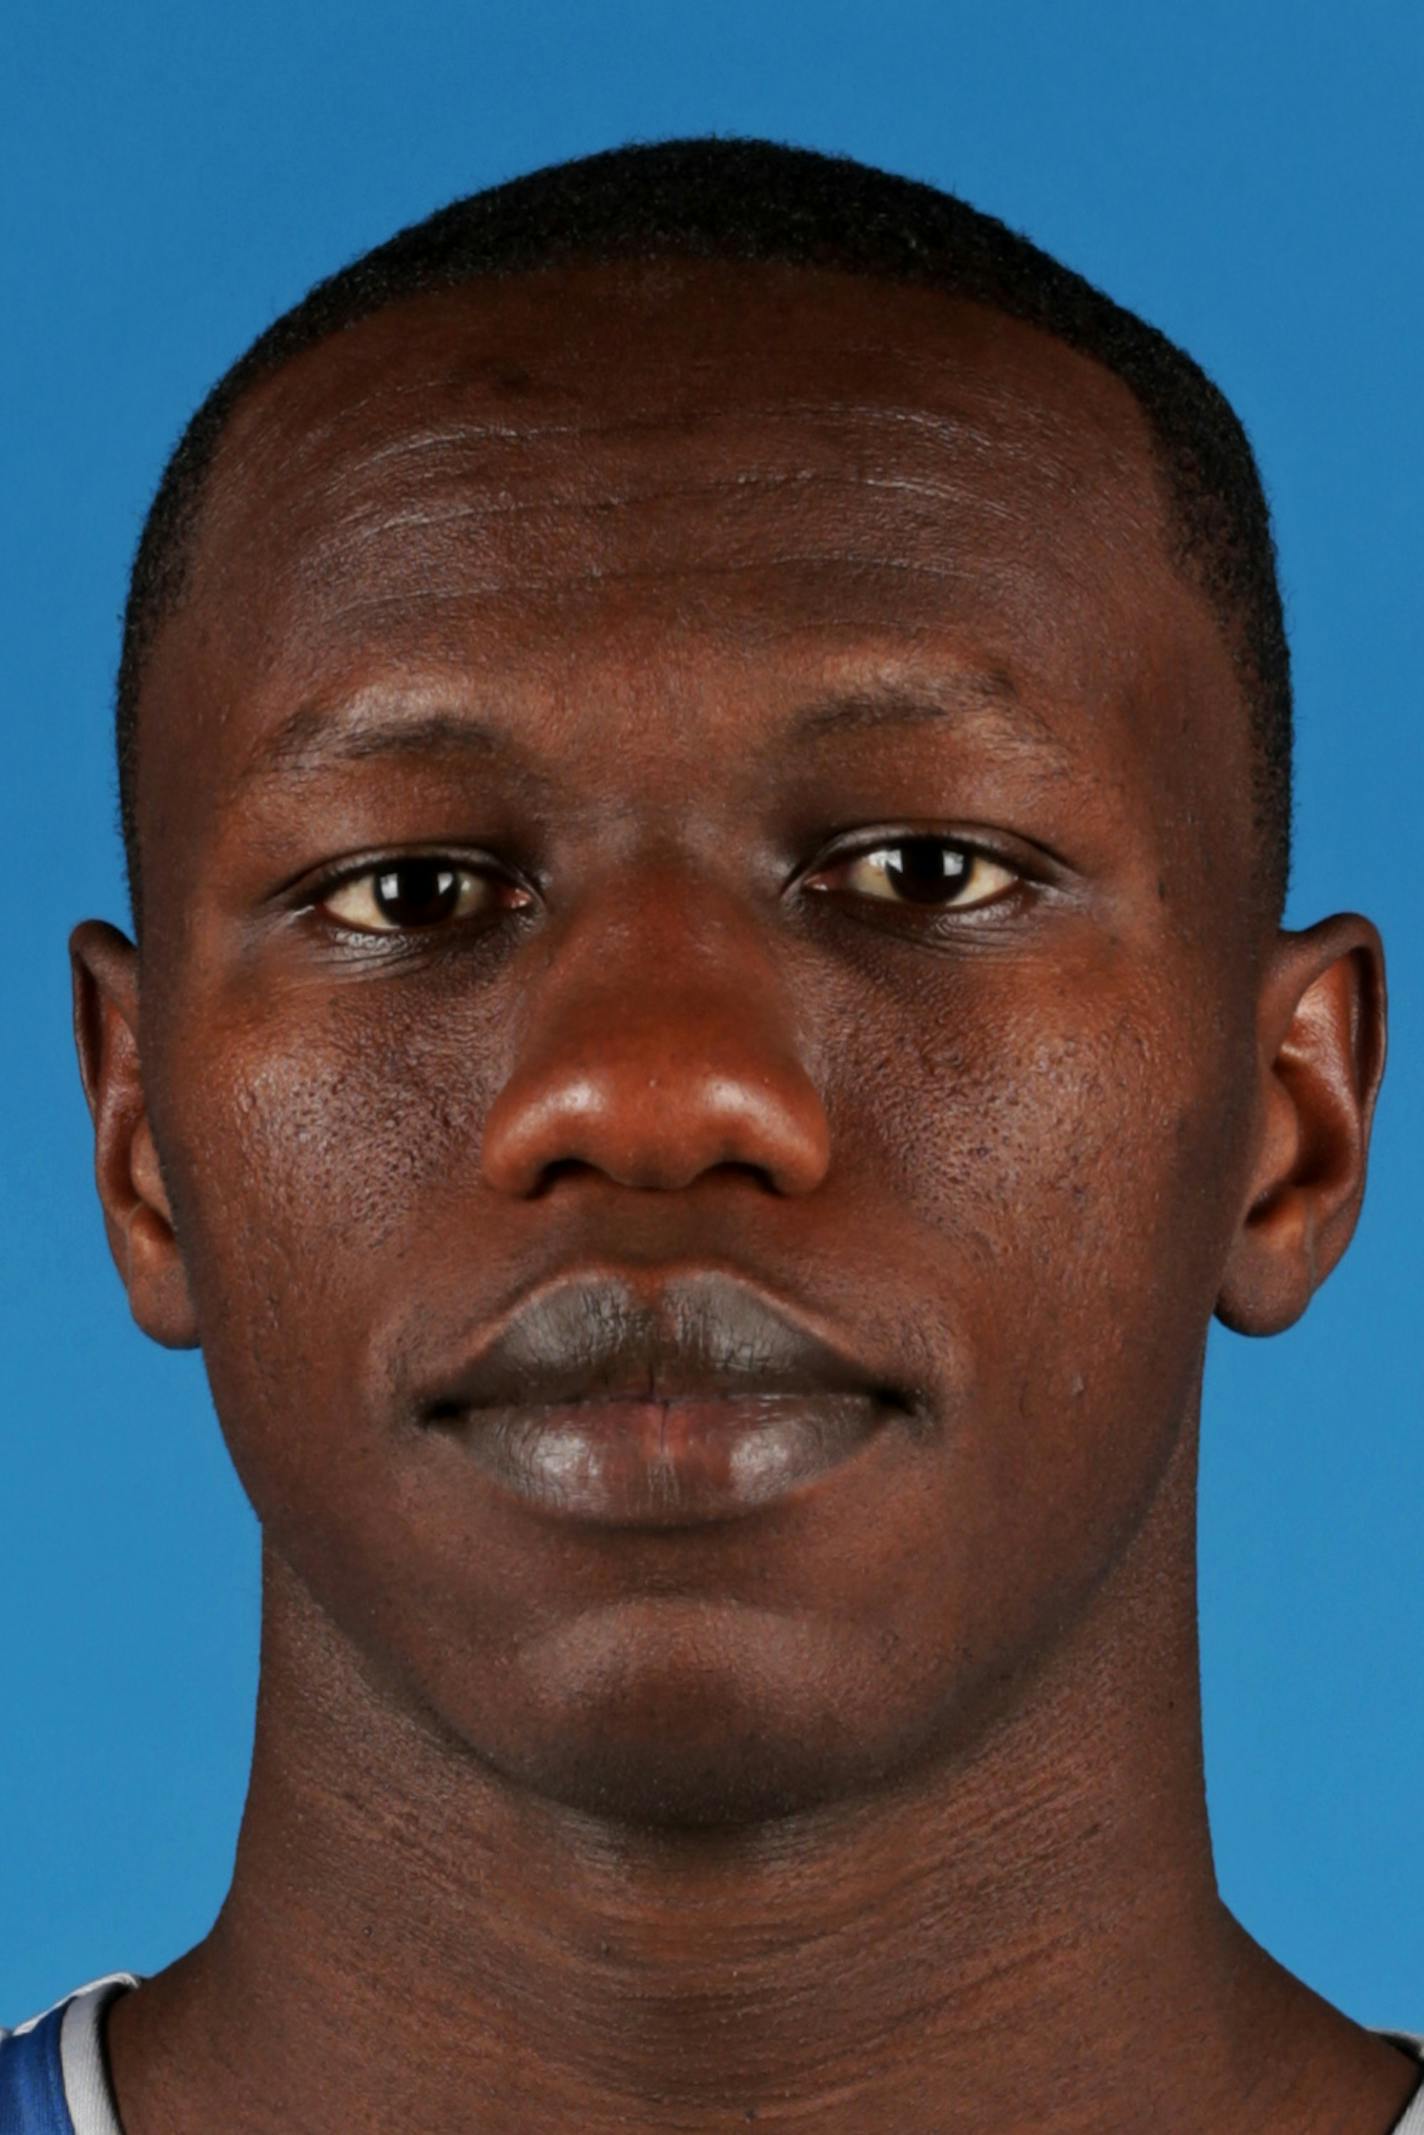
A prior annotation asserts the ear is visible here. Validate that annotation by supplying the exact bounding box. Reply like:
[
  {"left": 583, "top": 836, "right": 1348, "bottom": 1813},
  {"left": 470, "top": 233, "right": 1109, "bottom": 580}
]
[
  {"left": 69, "top": 919, "right": 200, "bottom": 1349},
  {"left": 1216, "top": 914, "right": 1386, "bottom": 1336}
]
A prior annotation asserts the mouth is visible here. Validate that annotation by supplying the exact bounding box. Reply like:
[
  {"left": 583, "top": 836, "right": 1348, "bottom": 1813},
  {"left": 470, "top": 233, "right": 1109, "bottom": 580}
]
[{"left": 417, "top": 1264, "right": 913, "bottom": 1529}]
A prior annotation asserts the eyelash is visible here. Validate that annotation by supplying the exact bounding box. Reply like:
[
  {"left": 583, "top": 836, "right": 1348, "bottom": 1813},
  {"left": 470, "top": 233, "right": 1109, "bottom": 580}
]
[{"left": 298, "top": 833, "right": 1037, "bottom": 943}]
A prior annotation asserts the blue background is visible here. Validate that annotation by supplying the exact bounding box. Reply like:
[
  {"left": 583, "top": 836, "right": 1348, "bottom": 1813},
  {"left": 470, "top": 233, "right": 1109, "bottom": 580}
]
[{"left": 4, "top": 0, "right": 1420, "bottom": 2029}]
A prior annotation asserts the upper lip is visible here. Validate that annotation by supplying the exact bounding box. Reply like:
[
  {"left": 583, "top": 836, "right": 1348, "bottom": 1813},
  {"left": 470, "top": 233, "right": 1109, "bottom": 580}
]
[{"left": 421, "top": 1266, "right": 900, "bottom": 1417}]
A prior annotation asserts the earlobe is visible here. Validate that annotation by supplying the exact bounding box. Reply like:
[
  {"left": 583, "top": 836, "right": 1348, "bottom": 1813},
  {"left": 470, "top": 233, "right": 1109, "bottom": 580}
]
[
  {"left": 1215, "top": 915, "right": 1386, "bottom": 1337},
  {"left": 69, "top": 918, "right": 200, "bottom": 1351}
]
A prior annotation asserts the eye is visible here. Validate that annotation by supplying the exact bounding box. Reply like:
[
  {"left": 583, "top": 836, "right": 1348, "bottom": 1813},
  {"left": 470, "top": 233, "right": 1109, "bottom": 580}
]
[
  {"left": 806, "top": 836, "right": 1019, "bottom": 913},
  {"left": 318, "top": 858, "right": 525, "bottom": 934}
]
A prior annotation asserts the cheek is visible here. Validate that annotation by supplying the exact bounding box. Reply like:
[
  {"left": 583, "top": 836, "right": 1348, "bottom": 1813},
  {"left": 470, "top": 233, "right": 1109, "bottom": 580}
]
[
  {"left": 825, "top": 944, "right": 1245, "bottom": 1547},
  {"left": 152, "top": 976, "right": 504, "bottom": 1440}
]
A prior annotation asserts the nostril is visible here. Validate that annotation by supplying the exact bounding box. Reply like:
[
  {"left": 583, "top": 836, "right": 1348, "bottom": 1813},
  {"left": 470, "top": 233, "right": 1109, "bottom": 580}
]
[{"left": 531, "top": 1157, "right": 599, "bottom": 1197}]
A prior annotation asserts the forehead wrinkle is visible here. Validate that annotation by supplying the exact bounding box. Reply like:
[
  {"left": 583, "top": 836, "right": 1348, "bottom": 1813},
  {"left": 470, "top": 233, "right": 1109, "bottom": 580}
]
[
  {"left": 242, "top": 394, "right": 1092, "bottom": 533},
  {"left": 238, "top": 397, "right": 1167, "bottom": 610},
  {"left": 305, "top": 398, "right": 1020, "bottom": 467},
  {"left": 311, "top": 469, "right": 1030, "bottom": 563},
  {"left": 296, "top": 403, "right": 1109, "bottom": 525},
  {"left": 287, "top": 552, "right": 1061, "bottom": 637},
  {"left": 217, "top": 366, "right": 1172, "bottom": 623}
]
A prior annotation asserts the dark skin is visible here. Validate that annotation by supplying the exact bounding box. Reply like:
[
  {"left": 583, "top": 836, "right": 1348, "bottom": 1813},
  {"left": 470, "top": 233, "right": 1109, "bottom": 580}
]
[{"left": 70, "top": 258, "right": 1414, "bottom": 2133}]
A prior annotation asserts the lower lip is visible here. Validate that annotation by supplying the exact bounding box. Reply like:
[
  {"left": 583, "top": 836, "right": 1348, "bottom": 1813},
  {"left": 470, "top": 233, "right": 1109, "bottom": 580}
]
[{"left": 450, "top": 1392, "right": 891, "bottom": 1527}]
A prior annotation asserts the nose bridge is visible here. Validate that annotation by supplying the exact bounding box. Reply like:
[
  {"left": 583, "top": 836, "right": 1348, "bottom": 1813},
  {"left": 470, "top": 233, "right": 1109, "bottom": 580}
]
[{"left": 479, "top": 860, "right": 831, "bottom": 1197}]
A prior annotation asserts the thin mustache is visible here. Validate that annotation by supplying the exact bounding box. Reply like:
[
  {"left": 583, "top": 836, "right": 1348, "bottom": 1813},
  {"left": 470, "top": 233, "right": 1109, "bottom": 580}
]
[{"left": 419, "top": 1267, "right": 911, "bottom": 1417}]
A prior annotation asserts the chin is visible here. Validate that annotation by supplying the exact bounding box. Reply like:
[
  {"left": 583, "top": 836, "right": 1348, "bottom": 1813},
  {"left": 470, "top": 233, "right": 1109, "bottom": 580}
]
[
  {"left": 491, "top": 1716, "right": 890, "bottom": 1834},
  {"left": 424, "top": 1601, "right": 953, "bottom": 1835}
]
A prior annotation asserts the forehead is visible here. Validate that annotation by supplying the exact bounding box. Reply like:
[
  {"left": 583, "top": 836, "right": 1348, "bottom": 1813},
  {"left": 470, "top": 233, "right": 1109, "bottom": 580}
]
[
  {"left": 190, "top": 257, "right": 1184, "bottom": 649},
  {"left": 142, "top": 258, "right": 1245, "bottom": 868}
]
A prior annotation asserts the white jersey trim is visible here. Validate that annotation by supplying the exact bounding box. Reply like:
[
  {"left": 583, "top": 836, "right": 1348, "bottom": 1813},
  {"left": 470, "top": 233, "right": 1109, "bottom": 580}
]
[{"left": 58, "top": 1975, "right": 137, "bottom": 2135}]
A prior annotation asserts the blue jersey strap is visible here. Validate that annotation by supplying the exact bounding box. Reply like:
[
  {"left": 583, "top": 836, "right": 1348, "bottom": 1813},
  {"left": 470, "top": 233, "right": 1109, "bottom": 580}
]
[{"left": 0, "top": 2001, "right": 75, "bottom": 2135}]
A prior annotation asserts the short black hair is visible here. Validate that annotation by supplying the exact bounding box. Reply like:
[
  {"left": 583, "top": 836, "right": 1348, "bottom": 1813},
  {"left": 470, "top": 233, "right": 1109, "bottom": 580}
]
[{"left": 117, "top": 134, "right": 1291, "bottom": 930}]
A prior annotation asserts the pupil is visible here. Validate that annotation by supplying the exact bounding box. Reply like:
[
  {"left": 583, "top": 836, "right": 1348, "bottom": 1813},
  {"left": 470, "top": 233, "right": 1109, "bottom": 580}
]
[
  {"left": 886, "top": 840, "right": 968, "bottom": 903},
  {"left": 374, "top": 861, "right": 461, "bottom": 926}
]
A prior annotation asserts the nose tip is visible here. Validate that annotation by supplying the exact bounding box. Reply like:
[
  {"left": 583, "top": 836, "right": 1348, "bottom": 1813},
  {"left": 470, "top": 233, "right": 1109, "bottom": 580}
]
[{"left": 479, "top": 993, "right": 831, "bottom": 1200}]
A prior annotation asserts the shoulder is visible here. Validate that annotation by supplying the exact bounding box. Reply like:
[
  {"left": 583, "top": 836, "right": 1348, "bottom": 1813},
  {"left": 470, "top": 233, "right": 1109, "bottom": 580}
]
[{"left": 0, "top": 1975, "right": 139, "bottom": 2135}]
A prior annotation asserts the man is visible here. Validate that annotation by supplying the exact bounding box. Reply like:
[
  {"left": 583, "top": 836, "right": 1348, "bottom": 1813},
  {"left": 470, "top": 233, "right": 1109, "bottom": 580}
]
[{"left": 3, "top": 136, "right": 1418, "bottom": 2131}]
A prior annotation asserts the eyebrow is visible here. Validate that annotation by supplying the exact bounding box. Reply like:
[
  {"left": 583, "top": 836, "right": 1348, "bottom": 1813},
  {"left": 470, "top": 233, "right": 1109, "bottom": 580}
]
[
  {"left": 234, "top": 702, "right": 558, "bottom": 802},
  {"left": 234, "top": 669, "right": 1069, "bottom": 795},
  {"left": 784, "top": 671, "right": 1065, "bottom": 757}
]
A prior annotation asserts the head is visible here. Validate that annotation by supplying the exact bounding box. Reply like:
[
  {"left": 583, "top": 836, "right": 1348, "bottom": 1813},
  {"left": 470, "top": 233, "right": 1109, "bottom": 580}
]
[{"left": 72, "top": 138, "right": 1384, "bottom": 1831}]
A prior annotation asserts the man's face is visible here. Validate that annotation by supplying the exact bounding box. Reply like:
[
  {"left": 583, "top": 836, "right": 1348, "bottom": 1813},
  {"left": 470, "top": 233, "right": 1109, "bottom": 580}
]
[{"left": 128, "top": 259, "right": 1264, "bottom": 1826}]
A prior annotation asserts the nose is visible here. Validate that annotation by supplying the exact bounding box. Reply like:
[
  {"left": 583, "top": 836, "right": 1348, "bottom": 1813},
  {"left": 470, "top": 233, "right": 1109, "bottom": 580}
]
[{"left": 479, "top": 868, "right": 831, "bottom": 1199}]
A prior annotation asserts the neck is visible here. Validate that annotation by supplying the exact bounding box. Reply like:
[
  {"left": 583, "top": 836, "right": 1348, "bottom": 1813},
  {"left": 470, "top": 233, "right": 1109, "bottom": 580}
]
[{"left": 104, "top": 1422, "right": 1416, "bottom": 2134}]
